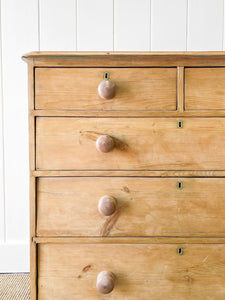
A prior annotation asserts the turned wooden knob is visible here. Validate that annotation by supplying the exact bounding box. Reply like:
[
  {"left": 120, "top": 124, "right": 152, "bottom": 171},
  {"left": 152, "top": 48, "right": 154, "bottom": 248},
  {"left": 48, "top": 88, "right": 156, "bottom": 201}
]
[
  {"left": 98, "top": 195, "right": 117, "bottom": 216},
  {"left": 98, "top": 80, "right": 115, "bottom": 100},
  {"left": 96, "top": 135, "right": 114, "bottom": 153},
  {"left": 96, "top": 271, "right": 115, "bottom": 294}
]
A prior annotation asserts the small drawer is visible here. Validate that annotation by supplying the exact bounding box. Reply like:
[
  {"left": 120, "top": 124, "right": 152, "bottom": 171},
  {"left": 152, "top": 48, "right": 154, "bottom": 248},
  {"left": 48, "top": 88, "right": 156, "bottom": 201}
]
[
  {"left": 185, "top": 67, "right": 225, "bottom": 110},
  {"left": 37, "top": 177, "right": 225, "bottom": 237},
  {"left": 35, "top": 67, "right": 177, "bottom": 111},
  {"left": 38, "top": 243, "right": 225, "bottom": 299},
  {"left": 36, "top": 117, "right": 225, "bottom": 170}
]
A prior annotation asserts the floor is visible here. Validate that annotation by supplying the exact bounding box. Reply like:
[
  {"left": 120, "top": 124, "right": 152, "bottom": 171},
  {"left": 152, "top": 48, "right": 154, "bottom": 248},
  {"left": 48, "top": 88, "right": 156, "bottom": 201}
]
[{"left": 0, "top": 273, "right": 30, "bottom": 299}]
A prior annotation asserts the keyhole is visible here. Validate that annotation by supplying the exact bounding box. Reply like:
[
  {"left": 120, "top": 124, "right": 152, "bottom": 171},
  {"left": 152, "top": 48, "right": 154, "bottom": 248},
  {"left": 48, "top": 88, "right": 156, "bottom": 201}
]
[
  {"left": 178, "top": 247, "right": 183, "bottom": 255},
  {"left": 177, "top": 182, "right": 183, "bottom": 189},
  {"left": 104, "top": 72, "right": 109, "bottom": 80},
  {"left": 178, "top": 121, "right": 183, "bottom": 128}
]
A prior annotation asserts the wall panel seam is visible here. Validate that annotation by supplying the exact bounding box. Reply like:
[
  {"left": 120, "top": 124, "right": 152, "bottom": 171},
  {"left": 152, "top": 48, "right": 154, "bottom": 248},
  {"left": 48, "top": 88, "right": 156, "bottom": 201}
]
[
  {"left": 223, "top": 0, "right": 224, "bottom": 50},
  {"left": 0, "top": 0, "right": 6, "bottom": 243},
  {"left": 186, "top": 0, "right": 189, "bottom": 50},
  {"left": 38, "top": 0, "right": 40, "bottom": 51},
  {"left": 76, "top": 0, "right": 79, "bottom": 51},
  {"left": 76, "top": 0, "right": 78, "bottom": 51},
  {"left": 149, "top": 0, "right": 152, "bottom": 51},
  {"left": 113, "top": 0, "right": 114, "bottom": 51}
]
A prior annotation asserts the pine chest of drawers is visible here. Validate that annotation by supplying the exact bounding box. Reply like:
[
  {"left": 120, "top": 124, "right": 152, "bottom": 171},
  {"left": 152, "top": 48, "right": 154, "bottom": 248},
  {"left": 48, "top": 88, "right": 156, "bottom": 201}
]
[{"left": 23, "top": 52, "right": 225, "bottom": 300}]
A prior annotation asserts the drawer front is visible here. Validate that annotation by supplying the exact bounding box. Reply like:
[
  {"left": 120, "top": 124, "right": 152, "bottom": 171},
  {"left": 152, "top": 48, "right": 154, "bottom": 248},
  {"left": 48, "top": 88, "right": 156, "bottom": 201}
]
[
  {"left": 38, "top": 243, "right": 225, "bottom": 300},
  {"left": 37, "top": 177, "right": 225, "bottom": 237},
  {"left": 35, "top": 68, "right": 177, "bottom": 111},
  {"left": 36, "top": 117, "right": 225, "bottom": 170},
  {"left": 185, "top": 68, "right": 225, "bottom": 110}
]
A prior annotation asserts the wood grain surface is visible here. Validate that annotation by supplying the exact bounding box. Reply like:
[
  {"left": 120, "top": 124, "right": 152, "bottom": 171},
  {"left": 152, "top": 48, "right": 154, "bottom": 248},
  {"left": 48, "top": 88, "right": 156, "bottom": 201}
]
[
  {"left": 32, "top": 109, "right": 225, "bottom": 117},
  {"left": 33, "top": 237, "right": 225, "bottom": 244},
  {"left": 37, "top": 177, "right": 225, "bottom": 237},
  {"left": 38, "top": 243, "right": 225, "bottom": 299},
  {"left": 22, "top": 51, "right": 225, "bottom": 67},
  {"left": 185, "top": 68, "right": 225, "bottom": 110},
  {"left": 33, "top": 169, "right": 225, "bottom": 177},
  {"left": 25, "top": 53, "right": 225, "bottom": 300},
  {"left": 35, "top": 68, "right": 177, "bottom": 111},
  {"left": 36, "top": 117, "right": 225, "bottom": 170},
  {"left": 28, "top": 64, "right": 37, "bottom": 300}
]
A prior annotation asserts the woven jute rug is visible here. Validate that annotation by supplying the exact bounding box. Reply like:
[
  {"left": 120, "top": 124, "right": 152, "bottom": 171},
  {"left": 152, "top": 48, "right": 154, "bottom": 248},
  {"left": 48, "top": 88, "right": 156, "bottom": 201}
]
[{"left": 0, "top": 273, "right": 30, "bottom": 300}]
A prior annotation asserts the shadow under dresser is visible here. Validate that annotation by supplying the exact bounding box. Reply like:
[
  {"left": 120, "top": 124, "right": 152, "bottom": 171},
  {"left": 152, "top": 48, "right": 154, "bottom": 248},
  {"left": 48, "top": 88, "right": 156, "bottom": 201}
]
[{"left": 23, "top": 52, "right": 225, "bottom": 300}]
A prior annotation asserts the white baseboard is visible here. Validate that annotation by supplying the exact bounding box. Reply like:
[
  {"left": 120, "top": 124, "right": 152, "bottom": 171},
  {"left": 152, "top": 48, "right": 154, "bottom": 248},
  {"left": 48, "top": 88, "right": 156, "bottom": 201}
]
[{"left": 0, "top": 243, "right": 29, "bottom": 273}]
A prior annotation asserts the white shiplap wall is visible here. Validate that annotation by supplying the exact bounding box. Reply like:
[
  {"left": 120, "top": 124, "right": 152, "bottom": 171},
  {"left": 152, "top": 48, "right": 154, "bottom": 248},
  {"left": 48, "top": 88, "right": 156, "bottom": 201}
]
[
  {"left": 0, "top": 0, "right": 38, "bottom": 272},
  {"left": 0, "top": 0, "right": 224, "bottom": 272}
]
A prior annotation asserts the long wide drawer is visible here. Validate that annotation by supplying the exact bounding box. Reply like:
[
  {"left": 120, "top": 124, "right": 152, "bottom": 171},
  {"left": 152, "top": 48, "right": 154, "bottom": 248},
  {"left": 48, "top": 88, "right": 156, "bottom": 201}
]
[
  {"left": 37, "top": 177, "right": 225, "bottom": 237},
  {"left": 35, "top": 68, "right": 177, "bottom": 111},
  {"left": 38, "top": 243, "right": 225, "bottom": 299},
  {"left": 36, "top": 117, "right": 225, "bottom": 170}
]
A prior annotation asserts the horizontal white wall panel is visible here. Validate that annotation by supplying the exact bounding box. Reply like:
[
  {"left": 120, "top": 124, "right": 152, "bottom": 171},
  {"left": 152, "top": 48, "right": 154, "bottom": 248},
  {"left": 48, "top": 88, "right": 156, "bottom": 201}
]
[
  {"left": 39, "top": 0, "right": 77, "bottom": 50},
  {"left": 77, "top": 0, "right": 113, "bottom": 51},
  {"left": 114, "top": 0, "right": 151, "bottom": 51},
  {"left": 188, "top": 0, "right": 223, "bottom": 50},
  {"left": 151, "top": 0, "right": 187, "bottom": 51}
]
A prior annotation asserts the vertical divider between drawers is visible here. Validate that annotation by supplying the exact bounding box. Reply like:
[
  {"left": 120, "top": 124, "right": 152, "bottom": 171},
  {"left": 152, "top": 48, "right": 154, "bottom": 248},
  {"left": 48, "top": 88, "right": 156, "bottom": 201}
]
[{"left": 177, "top": 66, "right": 184, "bottom": 112}]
